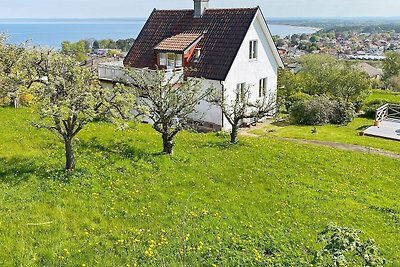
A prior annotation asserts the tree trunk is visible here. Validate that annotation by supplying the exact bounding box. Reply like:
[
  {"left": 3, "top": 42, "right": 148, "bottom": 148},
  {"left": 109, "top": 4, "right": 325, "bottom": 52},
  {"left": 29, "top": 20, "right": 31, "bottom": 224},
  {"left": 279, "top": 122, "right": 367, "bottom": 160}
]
[
  {"left": 230, "top": 126, "right": 239, "bottom": 144},
  {"left": 64, "top": 137, "right": 76, "bottom": 170},
  {"left": 162, "top": 134, "right": 174, "bottom": 155},
  {"left": 11, "top": 97, "right": 20, "bottom": 109}
]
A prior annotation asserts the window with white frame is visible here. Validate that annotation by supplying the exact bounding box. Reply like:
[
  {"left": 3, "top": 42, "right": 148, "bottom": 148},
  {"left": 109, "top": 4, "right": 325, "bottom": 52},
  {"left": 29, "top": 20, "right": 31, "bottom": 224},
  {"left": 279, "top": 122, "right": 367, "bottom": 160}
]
[
  {"left": 160, "top": 53, "right": 183, "bottom": 68},
  {"left": 236, "top": 82, "right": 246, "bottom": 101},
  {"left": 167, "top": 53, "right": 175, "bottom": 69},
  {"left": 175, "top": 54, "right": 183, "bottom": 68},
  {"left": 194, "top": 48, "right": 201, "bottom": 62},
  {"left": 259, "top": 78, "right": 267, "bottom": 98},
  {"left": 159, "top": 52, "right": 167, "bottom": 66},
  {"left": 249, "top": 40, "right": 258, "bottom": 60}
]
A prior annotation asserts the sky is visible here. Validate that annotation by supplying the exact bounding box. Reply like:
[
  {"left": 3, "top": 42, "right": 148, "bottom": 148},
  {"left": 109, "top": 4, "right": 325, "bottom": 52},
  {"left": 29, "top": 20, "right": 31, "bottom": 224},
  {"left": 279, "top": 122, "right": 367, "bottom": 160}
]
[{"left": 0, "top": 0, "right": 400, "bottom": 19}]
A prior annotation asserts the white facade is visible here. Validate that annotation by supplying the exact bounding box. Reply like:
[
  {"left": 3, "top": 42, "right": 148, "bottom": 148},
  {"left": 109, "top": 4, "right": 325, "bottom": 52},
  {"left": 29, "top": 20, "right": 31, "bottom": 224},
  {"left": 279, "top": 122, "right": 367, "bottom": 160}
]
[{"left": 194, "top": 10, "right": 283, "bottom": 131}]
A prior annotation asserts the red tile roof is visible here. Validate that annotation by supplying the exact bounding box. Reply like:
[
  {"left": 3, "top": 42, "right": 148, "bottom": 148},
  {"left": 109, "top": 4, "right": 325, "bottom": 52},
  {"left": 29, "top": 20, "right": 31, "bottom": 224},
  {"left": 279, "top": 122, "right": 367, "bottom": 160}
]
[
  {"left": 154, "top": 33, "right": 204, "bottom": 52},
  {"left": 124, "top": 8, "right": 259, "bottom": 81}
]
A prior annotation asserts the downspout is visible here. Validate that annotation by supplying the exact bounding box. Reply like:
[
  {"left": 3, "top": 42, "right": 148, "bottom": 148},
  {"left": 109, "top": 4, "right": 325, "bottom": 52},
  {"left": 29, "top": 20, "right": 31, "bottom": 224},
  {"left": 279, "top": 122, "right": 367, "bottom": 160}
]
[{"left": 219, "top": 81, "right": 225, "bottom": 130}]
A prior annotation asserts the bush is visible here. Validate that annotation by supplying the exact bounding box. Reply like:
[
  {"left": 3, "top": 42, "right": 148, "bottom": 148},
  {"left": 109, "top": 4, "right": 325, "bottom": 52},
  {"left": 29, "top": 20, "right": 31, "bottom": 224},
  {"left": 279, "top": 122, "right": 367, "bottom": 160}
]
[
  {"left": 330, "top": 100, "right": 356, "bottom": 125},
  {"left": 20, "top": 93, "right": 35, "bottom": 106},
  {"left": 290, "top": 95, "right": 333, "bottom": 125},
  {"left": 285, "top": 92, "right": 312, "bottom": 111},
  {"left": 290, "top": 96, "right": 356, "bottom": 125},
  {"left": 363, "top": 99, "right": 386, "bottom": 119},
  {"left": 0, "top": 96, "right": 10, "bottom": 106},
  {"left": 314, "top": 224, "right": 386, "bottom": 267}
]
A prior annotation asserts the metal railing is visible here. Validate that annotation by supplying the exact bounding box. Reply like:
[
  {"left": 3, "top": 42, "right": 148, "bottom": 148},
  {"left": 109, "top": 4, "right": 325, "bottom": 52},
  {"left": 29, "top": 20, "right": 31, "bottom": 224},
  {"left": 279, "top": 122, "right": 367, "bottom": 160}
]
[
  {"left": 376, "top": 103, "right": 400, "bottom": 122},
  {"left": 98, "top": 63, "right": 184, "bottom": 84},
  {"left": 98, "top": 62, "right": 130, "bottom": 83}
]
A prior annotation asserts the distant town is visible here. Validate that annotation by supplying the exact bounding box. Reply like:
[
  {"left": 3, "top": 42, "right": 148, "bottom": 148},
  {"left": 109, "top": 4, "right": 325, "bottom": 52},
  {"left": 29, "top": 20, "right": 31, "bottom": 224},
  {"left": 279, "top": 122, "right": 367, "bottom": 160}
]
[{"left": 274, "top": 29, "right": 400, "bottom": 64}]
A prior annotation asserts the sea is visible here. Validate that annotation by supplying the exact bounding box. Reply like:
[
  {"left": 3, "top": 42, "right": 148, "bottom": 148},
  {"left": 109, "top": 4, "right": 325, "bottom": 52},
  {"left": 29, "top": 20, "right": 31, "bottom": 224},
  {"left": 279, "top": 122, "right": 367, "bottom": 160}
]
[{"left": 0, "top": 18, "right": 317, "bottom": 48}]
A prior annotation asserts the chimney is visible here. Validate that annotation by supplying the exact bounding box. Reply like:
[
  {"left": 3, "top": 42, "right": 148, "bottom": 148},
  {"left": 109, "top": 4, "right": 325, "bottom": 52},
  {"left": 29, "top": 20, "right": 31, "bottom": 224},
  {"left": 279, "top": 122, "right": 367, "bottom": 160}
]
[{"left": 193, "top": 0, "right": 209, "bottom": 18}]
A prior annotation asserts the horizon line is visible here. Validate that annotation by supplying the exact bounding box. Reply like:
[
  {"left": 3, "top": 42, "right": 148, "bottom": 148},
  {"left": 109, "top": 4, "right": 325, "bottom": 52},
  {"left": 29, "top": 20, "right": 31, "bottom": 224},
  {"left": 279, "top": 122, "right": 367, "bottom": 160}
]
[{"left": 0, "top": 16, "right": 400, "bottom": 20}]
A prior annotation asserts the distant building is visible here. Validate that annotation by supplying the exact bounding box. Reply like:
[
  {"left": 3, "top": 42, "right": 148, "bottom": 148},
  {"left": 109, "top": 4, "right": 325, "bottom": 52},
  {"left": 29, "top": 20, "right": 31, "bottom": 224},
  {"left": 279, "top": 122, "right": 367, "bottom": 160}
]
[
  {"left": 357, "top": 62, "right": 383, "bottom": 79},
  {"left": 349, "top": 55, "right": 386, "bottom": 61}
]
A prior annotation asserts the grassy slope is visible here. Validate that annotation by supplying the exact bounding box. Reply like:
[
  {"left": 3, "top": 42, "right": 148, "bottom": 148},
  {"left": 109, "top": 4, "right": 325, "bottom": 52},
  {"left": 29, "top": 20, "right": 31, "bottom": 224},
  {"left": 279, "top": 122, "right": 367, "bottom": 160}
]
[
  {"left": 251, "top": 90, "right": 400, "bottom": 154},
  {"left": 365, "top": 89, "right": 400, "bottom": 104},
  {"left": 0, "top": 108, "right": 399, "bottom": 266},
  {"left": 251, "top": 118, "right": 400, "bottom": 154}
]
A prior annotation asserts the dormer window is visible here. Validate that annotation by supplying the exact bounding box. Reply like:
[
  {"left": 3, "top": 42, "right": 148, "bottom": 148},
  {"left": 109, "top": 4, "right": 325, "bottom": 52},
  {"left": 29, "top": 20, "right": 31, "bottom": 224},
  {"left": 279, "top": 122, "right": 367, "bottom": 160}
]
[
  {"left": 159, "top": 53, "right": 183, "bottom": 69},
  {"left": 155, "top": 32, "right": 205, "bottom": 69}
]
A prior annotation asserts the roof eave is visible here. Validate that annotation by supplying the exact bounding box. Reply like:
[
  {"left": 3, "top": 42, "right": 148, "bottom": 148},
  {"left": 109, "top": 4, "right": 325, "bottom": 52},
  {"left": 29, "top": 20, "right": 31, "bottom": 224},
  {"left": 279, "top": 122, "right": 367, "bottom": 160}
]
[
  {"left": 183, "top": 34, "right": 205, "bottom": 54},
  {"left": 256, "top": 7, "right": 285, "bottom": 69}
]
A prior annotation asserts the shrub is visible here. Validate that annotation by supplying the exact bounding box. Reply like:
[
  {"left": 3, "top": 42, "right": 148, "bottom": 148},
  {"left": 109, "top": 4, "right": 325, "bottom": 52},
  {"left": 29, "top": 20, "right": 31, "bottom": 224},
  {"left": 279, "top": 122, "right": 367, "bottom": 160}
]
[
  {"left": 0, "top": 96, "right": 10, "bottom": 106},
  {"left": 20, "top": 93, "right": 35, "bottom": 106},
  {"left": 285, "top": 92, "right": 312, "bottom": 111},
  {"left": 289, "top": 95, "right": 333, "bottom": 125},
  {"left": 330, "top": 100, "right": 356, "bottom": 125},
  {"left": 314, "top": 224, "right": 386, "bottom": 267},
  {"left": 290, "top": 96, "right": 356, "bottom": 125},
  {"left": 363, "top": 99, "right": 386, "bottom": 119}
]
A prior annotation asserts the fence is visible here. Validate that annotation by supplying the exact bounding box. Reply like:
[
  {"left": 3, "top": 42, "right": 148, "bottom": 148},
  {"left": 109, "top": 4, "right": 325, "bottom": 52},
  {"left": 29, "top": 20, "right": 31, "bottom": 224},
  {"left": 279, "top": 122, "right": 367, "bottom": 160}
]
[{"left": 376, "top": 103, "right": 400, "bottom": 122}]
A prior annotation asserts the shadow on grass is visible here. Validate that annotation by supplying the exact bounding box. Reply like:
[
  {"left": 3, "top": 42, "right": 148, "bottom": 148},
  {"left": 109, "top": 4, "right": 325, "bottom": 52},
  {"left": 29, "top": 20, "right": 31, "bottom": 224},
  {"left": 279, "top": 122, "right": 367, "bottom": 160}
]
[
  {"left": 0, "top": 156, "right": 77, "bottom": 185},
  {"left": 79, "top": 137, "right": 163, "bottom": 161},
  {"left": 356, "top": 125, "right": 372, "bottom": 131},
  {"left": 197, "top": 138, "right": 247, "bottom": 150},
  {"left": 0, "top": 157, "right": 38, "bottom": 185},
  {"left": 358, "top": 113, "right": 375, "bottom": 120},
  {"left": 271, "top": 120, "right": 291, "bottom": 127}
]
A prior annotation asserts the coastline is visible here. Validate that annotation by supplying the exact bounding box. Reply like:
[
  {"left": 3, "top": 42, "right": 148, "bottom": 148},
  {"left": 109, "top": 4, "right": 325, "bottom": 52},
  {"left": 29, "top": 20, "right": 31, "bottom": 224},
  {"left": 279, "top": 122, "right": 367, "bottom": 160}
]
[
  {"left": 269, "top": 23, "right": 322, "bottom": 32},
  {"left": 0, "top": 19, "right": 321, "bottom": 46}
]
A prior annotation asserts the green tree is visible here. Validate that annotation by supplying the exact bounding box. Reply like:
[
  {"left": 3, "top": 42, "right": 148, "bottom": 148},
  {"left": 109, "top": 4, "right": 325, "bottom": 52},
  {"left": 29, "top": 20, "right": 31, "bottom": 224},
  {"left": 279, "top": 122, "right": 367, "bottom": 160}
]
[
  {"left": 387, "top": 74, "right": 400, "bottom": 91},
  {"left": 61, "top": 41, "right": 72, "bottom": 54},
  {"left": 299, "top": 55, "right": 370, "bottom": 101},
  {"left": 116, "top": 38, "right": 135, "bottom": 52},
  {"left": 335, "top": 67, "right": 370, "bottom": 103},
  {"left": 92, "top": 40, "right": 100, "bottom": 50},
  {"left": 31, "top": 51, "right": 135, "bottom": 170},
  {"left": 61, "top": 40, "right": 89, "bottom": 62},
  {"left": 300, "top": 33, "right": 308, "bottom": 40},
  {"left": 309, "top": 35, "right": 318, "bottom": 43},
  {"left": 383, "top": 52, "right": 400, "bottom": 82}
]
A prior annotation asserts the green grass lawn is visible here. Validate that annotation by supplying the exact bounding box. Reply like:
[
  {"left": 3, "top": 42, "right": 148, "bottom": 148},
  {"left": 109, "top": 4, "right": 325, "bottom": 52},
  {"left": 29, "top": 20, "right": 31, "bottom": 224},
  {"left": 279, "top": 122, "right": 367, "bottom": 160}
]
[
  {"left": 250, "top": 89, "right": 400, "bottom": 154},
  {"left": 366, "top": 89, "right": 400, "bottom": 104},
  {"left": 251, "top": 118, "right": 400, "bottom": 154},
  {"left": 0, "top": 108, "right": 399, "bottom": 266}
]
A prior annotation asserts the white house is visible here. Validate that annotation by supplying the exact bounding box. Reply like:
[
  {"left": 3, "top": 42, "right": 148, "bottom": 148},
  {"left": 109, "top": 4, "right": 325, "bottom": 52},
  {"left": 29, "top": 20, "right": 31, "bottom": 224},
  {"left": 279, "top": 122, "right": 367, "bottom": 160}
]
[{"left": 100, "top": 0, "right": 283, "bottom": 131}]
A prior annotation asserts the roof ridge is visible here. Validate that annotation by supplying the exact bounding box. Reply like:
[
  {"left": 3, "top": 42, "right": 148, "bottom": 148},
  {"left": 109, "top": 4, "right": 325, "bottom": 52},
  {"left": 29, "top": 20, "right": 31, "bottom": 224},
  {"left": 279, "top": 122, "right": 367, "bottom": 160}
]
[{"left": 154, "top": 7, "right": 259, "bottom": 12}]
